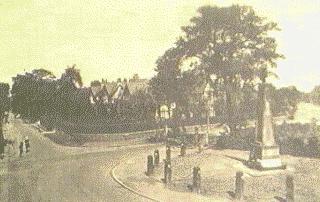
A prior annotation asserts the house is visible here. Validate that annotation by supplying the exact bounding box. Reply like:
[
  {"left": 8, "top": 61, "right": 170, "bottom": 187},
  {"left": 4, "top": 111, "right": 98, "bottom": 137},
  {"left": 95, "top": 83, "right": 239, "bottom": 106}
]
[
  {"left": 104, "top": 74, "right": 149, "bottom": 102},
  {"left": 189, "top": 75, "right": 217, "bottom": 118},
  {"left": 128, "top": 74, "right": 149, "bottom": 94}
]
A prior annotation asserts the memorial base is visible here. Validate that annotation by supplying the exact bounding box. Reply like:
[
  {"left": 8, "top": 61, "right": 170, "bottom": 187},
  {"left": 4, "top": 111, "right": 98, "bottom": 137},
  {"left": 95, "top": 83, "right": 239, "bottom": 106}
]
[
  {"left": 247, "top": 144, "right": 286, "bottom": 170},
  {"left": 247, "top": 159, "right": 286, "bottom": 171}
]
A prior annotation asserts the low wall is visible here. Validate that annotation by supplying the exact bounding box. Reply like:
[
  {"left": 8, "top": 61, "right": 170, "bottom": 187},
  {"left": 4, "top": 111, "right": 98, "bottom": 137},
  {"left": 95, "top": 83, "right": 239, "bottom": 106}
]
[{"left": 44, "top": 124, "right": 220, "bottom": 146}]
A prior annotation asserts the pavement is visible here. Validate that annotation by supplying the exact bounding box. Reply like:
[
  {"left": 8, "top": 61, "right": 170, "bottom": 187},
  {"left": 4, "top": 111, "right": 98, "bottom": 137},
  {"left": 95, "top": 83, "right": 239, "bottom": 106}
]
[
  {"left": 112, "top": 146, "right": 230, "bottom": 202},
  {"left": 112, "top": 145, "right": 320, "bottom": 202},
  {"left": 0, "top": 117, "right": 159, "bottom": 202}
]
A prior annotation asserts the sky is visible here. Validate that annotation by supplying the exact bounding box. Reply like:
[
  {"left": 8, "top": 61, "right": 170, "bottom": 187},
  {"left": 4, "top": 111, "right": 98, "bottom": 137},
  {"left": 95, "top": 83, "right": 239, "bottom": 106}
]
[{"left": 0, "top": 0, "right": 320, "bottom": 92}]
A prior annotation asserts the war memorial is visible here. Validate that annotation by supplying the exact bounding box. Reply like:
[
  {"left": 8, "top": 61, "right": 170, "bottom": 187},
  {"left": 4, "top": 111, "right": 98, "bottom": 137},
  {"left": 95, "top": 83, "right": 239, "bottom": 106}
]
[{"left": 1, "top": 1, "right": 320, "bottom": 201}]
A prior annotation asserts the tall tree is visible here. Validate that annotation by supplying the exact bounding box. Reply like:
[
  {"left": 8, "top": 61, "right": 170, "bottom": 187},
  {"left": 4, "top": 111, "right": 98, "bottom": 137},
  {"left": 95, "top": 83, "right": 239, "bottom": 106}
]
[
  {"left": 11, "top": 70, "right": 57, "bottom": 123},
  {"left": 150, "top": 48, "right": 183, "bottom": 105},
  {"left": 61, "top": 64, "right": 83, "bottom": 88},
  {"left": 175, "top": 5, "right": 283, "bottom": 132}
]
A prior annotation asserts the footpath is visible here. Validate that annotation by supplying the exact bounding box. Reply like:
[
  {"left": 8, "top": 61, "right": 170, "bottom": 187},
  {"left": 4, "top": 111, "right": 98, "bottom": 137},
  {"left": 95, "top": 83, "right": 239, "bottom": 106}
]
[
  {"left": 112, "top": 146, "right": 224, "bottom": 202},
  {"left": 112, "top": 146, "right": 320, "bottom": 202}
]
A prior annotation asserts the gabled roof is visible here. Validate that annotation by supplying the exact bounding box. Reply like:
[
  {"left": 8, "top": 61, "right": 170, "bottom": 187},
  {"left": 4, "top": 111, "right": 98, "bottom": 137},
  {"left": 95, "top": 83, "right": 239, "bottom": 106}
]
[
  {"left": 112, "top": 84, "right": 124, "bottom": 99},
  {"left": 105, "top": 82, "right": 117, "bottom": 96}
]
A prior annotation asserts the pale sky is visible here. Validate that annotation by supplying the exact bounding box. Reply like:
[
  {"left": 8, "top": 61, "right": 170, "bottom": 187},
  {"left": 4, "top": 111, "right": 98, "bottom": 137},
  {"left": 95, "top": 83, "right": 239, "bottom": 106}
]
[{"left": 0, "top": 0, "right": 320, "bottom": 92}]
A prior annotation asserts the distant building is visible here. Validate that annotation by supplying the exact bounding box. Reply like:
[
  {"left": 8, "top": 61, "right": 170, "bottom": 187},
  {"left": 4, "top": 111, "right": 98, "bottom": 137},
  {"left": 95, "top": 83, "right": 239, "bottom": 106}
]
[
  {"left": 189, "top": 75, "right": 217, "bottom": 118},
  {"left": 111, "top": 79, "right": 126, "bottom": 101},
  {"left": 128, "top": 74, "right": 149, "bottom": 94},
  {"left": 103, "top": 74, "right": 149, "bottom": 103}
]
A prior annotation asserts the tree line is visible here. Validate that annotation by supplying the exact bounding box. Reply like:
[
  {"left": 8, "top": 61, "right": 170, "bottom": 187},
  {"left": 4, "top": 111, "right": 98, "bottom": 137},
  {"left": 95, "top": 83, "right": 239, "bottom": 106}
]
[
  {"left": 0, "top": 5, "right": 306, "bottom": 134},
  {"left": 9, "top": 66, "right": 156, "bottom": 132}
]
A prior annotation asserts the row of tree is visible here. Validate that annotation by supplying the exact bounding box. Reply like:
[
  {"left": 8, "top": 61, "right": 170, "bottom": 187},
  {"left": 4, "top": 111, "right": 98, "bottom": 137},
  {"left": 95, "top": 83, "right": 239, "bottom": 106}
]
[{"left": 10, "top": 67, "right": 156, "bottom": 132}]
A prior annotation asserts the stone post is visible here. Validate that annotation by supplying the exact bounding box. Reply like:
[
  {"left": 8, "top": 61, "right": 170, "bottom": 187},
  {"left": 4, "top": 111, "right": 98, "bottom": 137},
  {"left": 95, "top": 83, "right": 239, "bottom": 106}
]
[
  {"left": 235, "top": 171, "right": 244, "bottom": 200},
  {"left": 193, "top": 167, "right": 201, "bottom": 193},
  {"left": 163, "top": 159, "right": 172, "bottom": 184},
  {"left": 180, "top": 143, "right": 186, "bottom": 156},
  {"left": 166, "top": 145, "right": 171, "bottom": 163},
  {"left": 286, "top": 175, "right": 294, "bottom": 202},
  {"left": 146, "top": 155, "right": 154, "bottom": 176},
  {"left": 163, "top": 159, "right": 168, "bottom": 183},
  {"left": 154, "top": 149, "right": 160, "bottom": 166}
]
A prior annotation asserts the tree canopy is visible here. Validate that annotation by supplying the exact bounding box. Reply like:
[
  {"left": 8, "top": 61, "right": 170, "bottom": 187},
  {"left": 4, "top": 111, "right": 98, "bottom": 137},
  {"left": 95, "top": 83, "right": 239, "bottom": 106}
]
[{"left": 150, "top": 5, "right": 284, "bottom": 131}]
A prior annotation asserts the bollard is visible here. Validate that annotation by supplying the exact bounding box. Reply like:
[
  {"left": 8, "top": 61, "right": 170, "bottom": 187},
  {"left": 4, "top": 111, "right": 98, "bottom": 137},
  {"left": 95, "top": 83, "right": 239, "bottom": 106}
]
[
  {"left": 19, "top": 142, "right": 23, "bottom": 157},
  {"left": 154, "top": 149, "right": 160, "bottom": 166},
  {"left": 163, "top": 159, "right": 167, "bottom": 183},
  {"left": 235, "top": 171, "right": 244, "bottom": 200},
  {"left": 146, "top": 155, "right": 154, "bottom": 176},
  {"left": 163, "top": 159, "right": 172, "bottom": 184},
  {"left": 193, "top": 167, "right": 201, "bottom": 193},
  {"left": 166, "top": 145, "right": 171, "bottom": 163},
  {"left": 180, "top": 143, "right": 186, "bottom": 156},
  {"left": 286, "top": 175, "right": 294, "bottom": 202}
]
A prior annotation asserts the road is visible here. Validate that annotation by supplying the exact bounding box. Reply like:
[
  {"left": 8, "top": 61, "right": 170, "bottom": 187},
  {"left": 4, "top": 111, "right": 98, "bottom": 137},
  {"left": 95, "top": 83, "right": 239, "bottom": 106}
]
[{"left": 0, "top": 119, "right": 155, "bottom": 202}]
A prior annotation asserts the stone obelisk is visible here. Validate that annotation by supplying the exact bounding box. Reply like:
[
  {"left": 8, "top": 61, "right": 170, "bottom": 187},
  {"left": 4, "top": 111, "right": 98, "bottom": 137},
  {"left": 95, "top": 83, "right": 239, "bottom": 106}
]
[{"left": 248, "top": 84, "right": 285, "bottom": 170}]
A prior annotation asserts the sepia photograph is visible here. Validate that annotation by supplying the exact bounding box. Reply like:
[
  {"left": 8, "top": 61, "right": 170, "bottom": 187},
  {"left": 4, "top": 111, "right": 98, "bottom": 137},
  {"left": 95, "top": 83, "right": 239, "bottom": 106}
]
[{"left": 1, "top": 0, "right": 320, "bottom": 201}]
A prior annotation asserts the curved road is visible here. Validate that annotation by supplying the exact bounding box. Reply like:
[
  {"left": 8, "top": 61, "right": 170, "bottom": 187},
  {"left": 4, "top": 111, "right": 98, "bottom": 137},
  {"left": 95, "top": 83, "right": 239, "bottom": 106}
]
[{"left": 0, "top": 119, "right": 155, "bottom": 202}]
